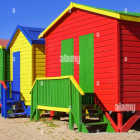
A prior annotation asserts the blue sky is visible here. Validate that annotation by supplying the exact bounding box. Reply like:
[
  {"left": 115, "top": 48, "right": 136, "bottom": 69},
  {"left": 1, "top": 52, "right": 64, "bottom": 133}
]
[{"left": 0, "top": 0, "right": 139, "bottom": 39}]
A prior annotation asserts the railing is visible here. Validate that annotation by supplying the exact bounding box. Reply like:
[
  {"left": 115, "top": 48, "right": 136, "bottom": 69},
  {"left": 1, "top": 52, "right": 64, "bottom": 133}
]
[
  {"left": 30, "top": 76, "right": 85, "bottom": 132},
  {"left": 0, "top": 81, "right": 12, "bottom": 118}
]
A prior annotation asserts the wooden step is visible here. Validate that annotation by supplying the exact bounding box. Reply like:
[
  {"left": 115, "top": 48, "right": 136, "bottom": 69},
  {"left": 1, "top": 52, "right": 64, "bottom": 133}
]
[
  {"left": 82, "top": 113, "right": 102, "bottom": 116},
  {"left": 7, "top": 100, "right": 21, "bottom": 103},
  {"left": 82, "top": 113, "right": 95, "bottom": 116},
  {"left": 85, "top": 122, "right": 108, "bottom": 126},
  {"left": 94, "top": 113, "right": 102, "bottom": 116},
  {"left": 82, "top": 105, "right": 96, "bottom": 110},
  {"left": 8, "top": 112, "right": 27, "bottom": 117},
  {"left": 8, "top": 108, "right": 24, "bottom": 110}
]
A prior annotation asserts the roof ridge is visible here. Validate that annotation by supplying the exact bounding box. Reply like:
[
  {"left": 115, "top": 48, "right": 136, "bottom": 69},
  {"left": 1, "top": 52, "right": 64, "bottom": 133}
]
[
  {"left": 6, "top": 25, "right": 45, "bottom": 50},
  {"left": 74, "top": 2, "right": 140, "bottom": 17}
]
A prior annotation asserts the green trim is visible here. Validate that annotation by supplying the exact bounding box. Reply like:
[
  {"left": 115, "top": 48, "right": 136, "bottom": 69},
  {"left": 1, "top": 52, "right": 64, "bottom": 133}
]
[
  {"left": 93, "top": 104, "right": 115, "bottom": 133},
  {"left": 75, "top": 3, "right": 140, "bottom": 17},
  {"left": 79, "top": 33, "right": 94, "bottom": 94},
  {"left": 61, "top": 38, "right": 74, "bottom": 76}
]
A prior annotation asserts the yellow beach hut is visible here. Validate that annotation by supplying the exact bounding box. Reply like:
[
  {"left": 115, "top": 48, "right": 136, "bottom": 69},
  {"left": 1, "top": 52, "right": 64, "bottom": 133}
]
[{"left": 6, "top": 25, "right": 45, "bottom": 106}]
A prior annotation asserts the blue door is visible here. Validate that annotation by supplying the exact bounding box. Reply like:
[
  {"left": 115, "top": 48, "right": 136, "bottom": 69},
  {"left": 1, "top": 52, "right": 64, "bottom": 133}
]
[{"left": 12, "top": 51, "right": 20, "bottom": 100}]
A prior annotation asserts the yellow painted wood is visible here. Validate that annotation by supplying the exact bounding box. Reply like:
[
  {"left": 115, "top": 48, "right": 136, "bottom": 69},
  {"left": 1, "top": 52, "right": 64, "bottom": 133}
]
[
  {"left": 25, "top": 102, "right": 31, "bottom": 106},
  {"left": 34, "top": 44, "right": 45, "bottom": 78},
  {"left": 22, "top": 94, "right": 31, "bottom": 98},
  {"left": 10, "top": 31, "right": 32, "bottom": 105},
  {"left": 86, "top": 109, "right": 89, "bottom": 118},
  {"left": 35, "top": 59, "right": 45, "bottom": 63},
  {"left": 35, "top": 63, "right": 46, "bottom": 67},
  {"left": 36, "top": 67, "right": 45, "bottom": 71},
  {"left": 40, "top": 111, "right": 45, "bottom": 117},
  {"left": 0, "top": 45, "right": 6, "bottom": 49},
  {"left": 31, "top": 76, "right": 85, "bottom": 95},
  {"left": 37, "top": 105, "right": 70, "bottom": 112},
  {"left": 39, "top": 2, "right": 140, "bottom": 38},
  {"left": 38, "top": 4, "right": 72, "bottom": 38},
  {"left": 35, "top": 74, "right": 45, "bottom": 77},
  {"left": 73, "top": 3, "right": 120, "bottom": 19},
  {"left": 35, "top": 51, "right": 45, "bottom": 55},
  {"left": 35, "top": 47, "right": 45, "bottom": 51},
  {"left": 36, "top": 55, "right": 45, "bottom": 59},
  {"left": 31, "top": 44, "right": 35, "bottom": 84},
  {"left": 35, "top": 71, "right": 45, "bottom": 75}
]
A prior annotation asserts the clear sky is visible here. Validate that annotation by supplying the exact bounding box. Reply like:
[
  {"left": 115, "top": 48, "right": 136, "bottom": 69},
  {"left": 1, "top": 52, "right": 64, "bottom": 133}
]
[{"left": 0, "top": 0, "right": 139, "bottom": 39}]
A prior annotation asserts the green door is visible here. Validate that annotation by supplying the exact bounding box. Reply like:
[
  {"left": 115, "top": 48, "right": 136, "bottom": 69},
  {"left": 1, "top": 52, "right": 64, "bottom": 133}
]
[
  {"left": 79, "top": 33, "right": 94, "bottom": 93},
  {"left": 61, "top": 38, "right": 74, "bottom": 76}
]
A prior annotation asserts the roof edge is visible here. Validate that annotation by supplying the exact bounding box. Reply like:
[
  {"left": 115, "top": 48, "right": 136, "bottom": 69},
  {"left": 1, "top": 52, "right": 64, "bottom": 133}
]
[
  {"left": 38, "top": 2, "right": 73, "bottom": 39},
  {"left": 39, "top": 2, "right": 140, "bottom": 39},
  {"left": 6, "top": 25, "right": 32, "bottom": 50}
]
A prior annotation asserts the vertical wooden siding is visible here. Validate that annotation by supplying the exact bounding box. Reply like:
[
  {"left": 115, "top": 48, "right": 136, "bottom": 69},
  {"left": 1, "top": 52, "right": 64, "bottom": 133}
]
[
  {"left": 10, "top": 31, "right": 32, "bottom": 106},
  {"left": 0, "top": 49, "right": 10, "bottom": 81},
  {"left": 45, "top": 8, "right": 117, "bottom": 111},
  {"left": 0, "top": 49, "right": 4, "bottom": 80},
  {"left": 33, "top": 44, "right": 45, "bottom": 79},
  {"left": 61, "top": 38, "right": 74, "bottom": 76},
  {"left": 5, "top": 51, "right": 10, "bottom": 80},
  {"left": 120, "top": 20, "right": 140, "bottom": 111}
]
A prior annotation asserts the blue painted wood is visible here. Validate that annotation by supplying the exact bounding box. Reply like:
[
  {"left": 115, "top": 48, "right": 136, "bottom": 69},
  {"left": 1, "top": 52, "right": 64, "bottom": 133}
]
[
  {"left": 7, "top": 100, "right": 21, "bottom": 103},
  {"left": 0, "top": 83, "right": 1, "bottom": 101},
  {"left": 1, "top": 84, "right": 4, "bottom": 117},
  {"left": 6, "top": 25, "right": 45, "bottom": 51},
  {"left": 3, "top": 87, "right": 7, "bottom": 118},
  {"left": 8, "top": 112, "right": 27, "bottom": 117},
  {"left": 12, "top": 51, "right": 20, "bottom": 101},
  {"left": 7, "top": 101, "right": 28, "bottom": 117},
  {"left": 7, "top": 82, "right": 10, "bottom": 100},
  {"left": 27, "top": 106, "right": 31, "bottom": 116}
]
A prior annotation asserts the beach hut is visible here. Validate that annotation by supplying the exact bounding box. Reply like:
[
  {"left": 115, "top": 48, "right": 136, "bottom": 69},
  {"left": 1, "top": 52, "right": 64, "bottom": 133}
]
[
  {"left": 38, "top": 2, "right": 140, "bottom": 132},
  {"left": 0, "top": 39, "right": 10, "bottom": 81},
  {"left": 6, "top": 25, "right": 45, "bottom": 106},
  {"left": 0, "top": 39, "right": 10, "bottom": 106}
]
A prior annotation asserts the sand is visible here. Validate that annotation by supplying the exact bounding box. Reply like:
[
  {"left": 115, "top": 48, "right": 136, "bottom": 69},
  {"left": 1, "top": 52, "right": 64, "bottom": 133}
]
[{"left": 0, "top": 114, "right": 140, "bottom": 140}]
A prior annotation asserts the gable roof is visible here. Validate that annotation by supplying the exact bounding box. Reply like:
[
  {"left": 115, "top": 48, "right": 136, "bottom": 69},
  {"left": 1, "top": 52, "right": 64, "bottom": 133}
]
[
  {"left": 0, "top": 39, "right": 9, "bottom": 46},
  {"left": 39, "top": 2, "right": 140, "bottom": 39},
  {"left": 6, "top": 25, "right": 45, "bottom": 50}
]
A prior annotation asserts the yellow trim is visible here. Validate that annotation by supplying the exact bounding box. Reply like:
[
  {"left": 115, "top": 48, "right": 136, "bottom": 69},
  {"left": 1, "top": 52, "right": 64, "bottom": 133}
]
[
  {"left": 39, "top": 2, "right": 140, "bottom": 39},
  {"left": 0, "top": 45, "right": 6, "bottom": 49},
  {"left": 70, "top": 76, "right": 84, "bottom": 95},
  {"left": 37, "top": 105, "right": 70, "bottom": 112},
  {"left": 120, "top": 14, "right": 140, "bottom": 22},
  {"left": 36, "top": 75, "right": 71, "bottom": 80},
  {"left": 31, "top": 75, "right": 85, "bottom": 95},
  {"left": 38, "top": 4, "right": 72, "bottom": 39},
  {"left": 40, "top": 111, "right": 45, "bottom": 117},
  {"left": 73, "top": 3, "right": 120, "bottom": 19}
]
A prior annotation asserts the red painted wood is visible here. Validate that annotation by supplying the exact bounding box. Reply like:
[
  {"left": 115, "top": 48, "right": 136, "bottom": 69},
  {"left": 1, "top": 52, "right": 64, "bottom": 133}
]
[
  {"left": 117, "top": 112, "right": 123, "bottom": 130},
  {"left": 121, "top": 63, "right": 140, "bottom": 69},
  {"left": 45, "top": 9, "right": 117, "bottom": 111},
  {"left": 121, "top": 46, "right": 140, "bottom": 53},
  {"left": 116, "top": 20, "right": 121, "bottom": 104},
  {"left": 105, "top": 112, "right": 119, "bottom": 132},
  {"left": 0, "top": 81, "right": 7, "bottom": 90},
  {"left": 120, "top": 20, "right": 140, "bottom": 111},
  {"left": 120, "top": 112, "right": 140, "bottom": 132},
  {"left": 122, "top": 81, "right": 140, "bottom": 86}
]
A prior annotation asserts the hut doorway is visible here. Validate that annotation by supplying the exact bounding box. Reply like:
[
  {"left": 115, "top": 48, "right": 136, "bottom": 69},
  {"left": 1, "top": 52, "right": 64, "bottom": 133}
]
[
  {"left": 12, "top": 51, "right": 20, "bottom": 100},
  {"left": 79, "top": 33, "right": 94, "bottom": 93}
]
